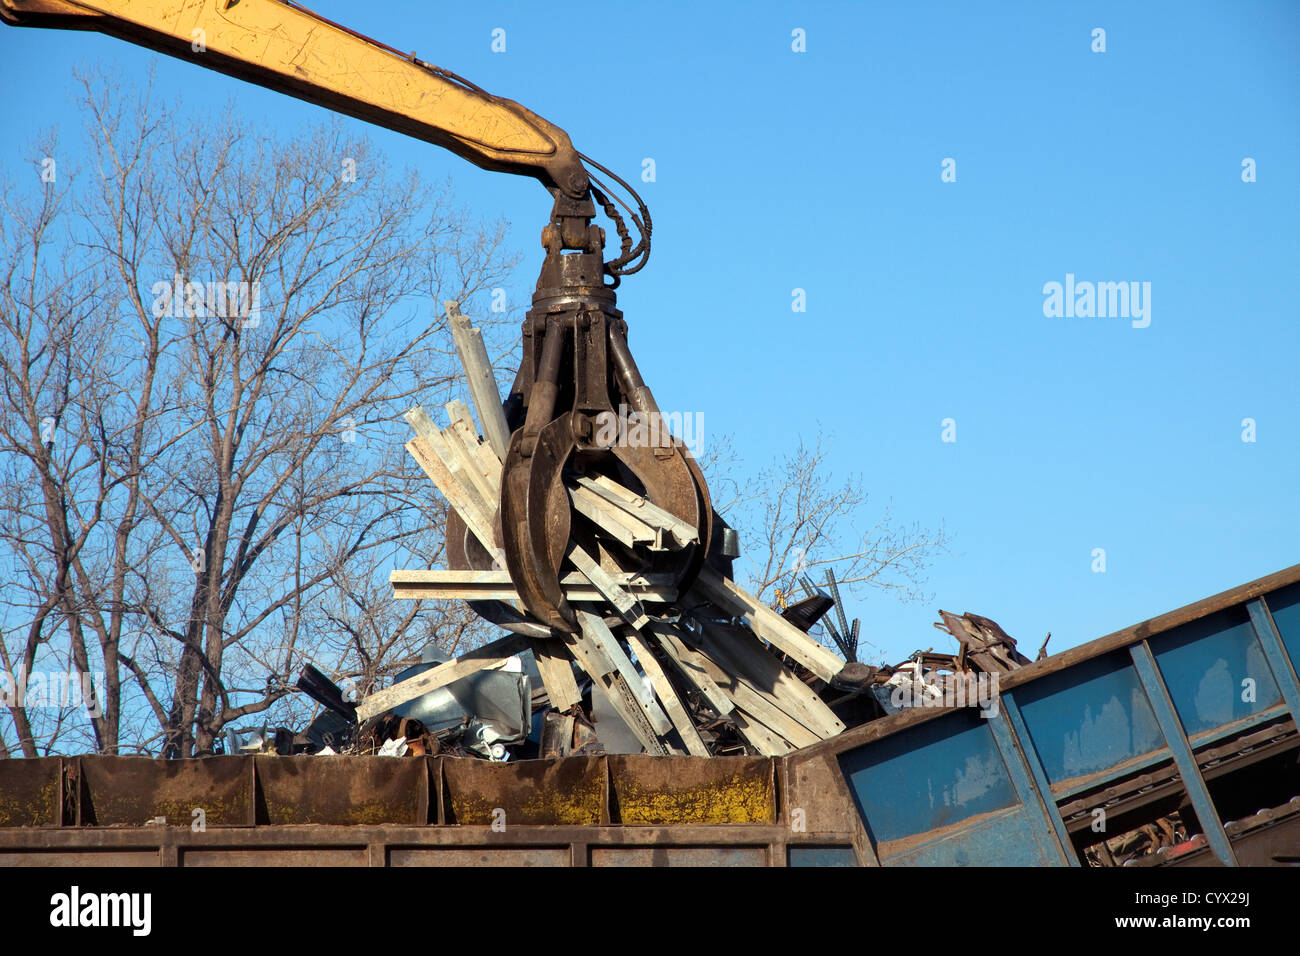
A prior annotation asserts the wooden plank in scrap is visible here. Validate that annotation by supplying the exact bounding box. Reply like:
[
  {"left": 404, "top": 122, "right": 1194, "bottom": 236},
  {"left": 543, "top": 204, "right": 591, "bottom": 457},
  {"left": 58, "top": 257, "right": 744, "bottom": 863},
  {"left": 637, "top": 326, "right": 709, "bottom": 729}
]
[
  {"left": 718, "top": 681, "right": 820, "bottom": 749},
  {"left": 579, "top": 474, "right": 698, "bottom": 548},
  {"left": 405, "top": 437, "right": 494, "bottom": 552},
  {"left": 695, "top": 621, "right": 845, "bottom": 738},
  {"left": 443, "top": 397, "right": 478, "bottom": 436},
  {"left": 406, "top": 406, "right": 496, "bottom": 527},
  {"left": 690, "top": 567, "right": 845, "bottom": 683},
  {"left": 528, "top": 637, "right": 583, "bottom": 711},
  {"left": 562, "top": 623, "right": 669, "bottom": 756},
  {"left": 730, "top": 709, "right": 795, "bottom": 756},
  {"left": 575, "top": 608, "right": 671, "bottom": 737},
  {"left": 649, "top": 624, "right": 795, "bottom": 754},
  {"left": 567, "top": 543, "right": 650, "bottom": 631},
  {"left": 356, "top": 632, "right": 529, "bottom": 721},
  {"left": 445, "top": 301, "right": 511, "bottom": 460},
  {"left": 560, "top": 621, "right": 615, "bottom": 679},
  {"left": 389, "top": 569, "right": 677, "bottom": 603},
  {"left": 445, "top": 400, "right": 506, "bottom": 478},
  {"left": 624, "top": 629, "right": 710, "bottom": 757},
  {"left": 438, "top": 416, "right": 499, "bottom": 514},
  {"left": 569, "top": 485, "right": 660, "bottom": 550},
  {"left": 648, "top": 624, "right": 735, "bottom": 717},
  {"left": 671, "top": 629, "right": 819, "bottom": 748}
]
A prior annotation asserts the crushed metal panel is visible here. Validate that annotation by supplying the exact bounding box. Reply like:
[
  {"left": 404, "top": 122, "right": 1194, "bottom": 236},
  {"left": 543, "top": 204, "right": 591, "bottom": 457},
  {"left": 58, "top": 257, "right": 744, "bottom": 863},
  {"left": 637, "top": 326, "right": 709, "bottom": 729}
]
[
  {"left": 79, "top": 756, "right": 252, "bottom": 827},
  {"left": 0, "top": 756, "right": 62, "bottom": 827},
  {"left": 255, "top": 755, "right": 425, "bottom": 826},
  {"left": 443, "top": 756, "right": 605, "bottom": 825},
  {"left": 609, "top": 755, "right": 775, "bottom": 824},
  {"left": 391, "top": 647, "right": 533, "bottom": 756}
]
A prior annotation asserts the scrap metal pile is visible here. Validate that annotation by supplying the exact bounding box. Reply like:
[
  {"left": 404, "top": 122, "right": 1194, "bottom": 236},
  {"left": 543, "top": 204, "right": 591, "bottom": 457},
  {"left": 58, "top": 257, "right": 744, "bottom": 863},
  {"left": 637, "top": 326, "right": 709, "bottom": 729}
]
[
  {"left": 867, "top": 609, "right": 1037, "bottom": 715},
  {"left": 364, "top": 304, "right": 867, "bottom": 757},
  {"left": 246, "top": 305, "right": 1048, "bottom": 764}
]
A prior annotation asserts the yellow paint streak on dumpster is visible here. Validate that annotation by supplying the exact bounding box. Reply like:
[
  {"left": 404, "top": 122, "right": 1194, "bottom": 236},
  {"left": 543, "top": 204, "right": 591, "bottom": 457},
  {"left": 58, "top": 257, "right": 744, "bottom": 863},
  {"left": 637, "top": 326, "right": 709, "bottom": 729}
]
[
  {"left": 0, "top": 778, "right": 58, "bottom": 827},
  {"left": 616, "top": 772, "right": 773, "bottom": 825},
  {"left": 450, "top": 775, "right": 604, "bottom": 826}
]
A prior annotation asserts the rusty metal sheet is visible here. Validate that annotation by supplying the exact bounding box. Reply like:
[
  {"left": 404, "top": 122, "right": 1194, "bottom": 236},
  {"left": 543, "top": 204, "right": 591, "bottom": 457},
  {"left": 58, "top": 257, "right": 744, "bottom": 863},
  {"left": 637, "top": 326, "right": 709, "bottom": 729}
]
[
  {"left": 443, "top": 756, "right": 604, "bottom": 825},
  {"left": 389, "top": 846, "right": 571, "bottom": 866},
  {"left": 785, "top": 752, "right": 860, "bottom": 834},
  {"left": 609, "top": 755, "right": 775, "bottom": 825},
  {"left": 80, "top": 755, "right": 252, "bottom": 827},
  {"left": 255, "top": 755, "right": 425, "bottom": 826},
  {"left": 590, "top": 845, "right": 767, "bottom": 866},
  {"left": 0, "top": 850, "right": 160, "bottom": 866},
  {"left": 0, "top": 756, "right": 62, "bottom": 827},
  {"left": 787, "top": 845, "right": 858, "bottom": 867},
  {"left": 181, "top": 847, "right": 370, "bottom": 866}
]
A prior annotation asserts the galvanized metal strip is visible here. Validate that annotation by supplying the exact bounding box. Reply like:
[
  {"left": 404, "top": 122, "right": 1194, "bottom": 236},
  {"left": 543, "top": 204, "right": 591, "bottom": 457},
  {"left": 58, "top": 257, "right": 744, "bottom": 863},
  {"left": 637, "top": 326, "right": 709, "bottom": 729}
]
[
  {"left": 1247, "top": 598, "right": 1300, "bottom": 722},
  {"left": 1129, "top": 642, "right": 1238, "bottom": 866},
  {"left": 999, "top": 693, "right": 1078, "bottom": 866}
]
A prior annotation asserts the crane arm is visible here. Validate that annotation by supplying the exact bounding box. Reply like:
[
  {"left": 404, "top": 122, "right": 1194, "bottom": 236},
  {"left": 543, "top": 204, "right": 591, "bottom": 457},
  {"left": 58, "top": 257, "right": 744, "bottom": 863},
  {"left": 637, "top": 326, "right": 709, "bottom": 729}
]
[
  {"left": 0, "top": 0, "right": 590, "bottom": 198},
  {"left": 3, "top": 0, "right": 700, "bottom": 638}
]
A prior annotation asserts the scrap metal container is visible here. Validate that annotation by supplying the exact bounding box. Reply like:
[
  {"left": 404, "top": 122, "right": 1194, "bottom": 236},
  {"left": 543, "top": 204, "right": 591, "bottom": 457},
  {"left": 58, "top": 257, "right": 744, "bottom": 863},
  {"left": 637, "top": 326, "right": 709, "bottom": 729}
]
[{"left": 2, "top": 563, "right": 1298, "bottom": 866}]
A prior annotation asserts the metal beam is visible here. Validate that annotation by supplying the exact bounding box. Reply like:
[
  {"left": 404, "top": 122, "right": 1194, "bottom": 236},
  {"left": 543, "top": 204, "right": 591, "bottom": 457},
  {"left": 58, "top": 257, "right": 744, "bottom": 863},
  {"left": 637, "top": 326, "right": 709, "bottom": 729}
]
[
  {"left": 1248, "top": 598, "right": 1300, "bottom": 723},
  {"left": 1129, "top": 642, "right": 1238, "bottom": 866},
  {"left": 999, "top": 693, "right": 1079, "bottom": 866}
]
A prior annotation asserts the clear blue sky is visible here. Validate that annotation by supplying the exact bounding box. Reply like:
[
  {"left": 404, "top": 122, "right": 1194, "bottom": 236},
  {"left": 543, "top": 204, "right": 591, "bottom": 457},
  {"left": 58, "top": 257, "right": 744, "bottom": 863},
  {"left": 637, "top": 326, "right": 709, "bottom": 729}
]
[{"left": 2, "top": 1, "right": 1296, "bottom": 666}]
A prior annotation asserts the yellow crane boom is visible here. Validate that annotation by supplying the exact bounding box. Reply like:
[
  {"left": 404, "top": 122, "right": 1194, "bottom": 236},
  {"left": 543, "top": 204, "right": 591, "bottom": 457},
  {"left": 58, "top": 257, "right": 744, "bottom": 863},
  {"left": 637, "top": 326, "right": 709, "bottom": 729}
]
[
  {"left": 0, "top": 0, "right": 589, "bottom": 197},
  {"left": 4, "top": 0, "right": 712, "bottom": 637}
]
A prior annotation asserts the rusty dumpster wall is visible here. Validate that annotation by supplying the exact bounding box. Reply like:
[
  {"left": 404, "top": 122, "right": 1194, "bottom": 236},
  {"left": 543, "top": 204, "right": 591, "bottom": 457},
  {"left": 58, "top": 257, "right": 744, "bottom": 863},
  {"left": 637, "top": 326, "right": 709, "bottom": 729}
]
[
  {"left": 0, "top": 752, "right": 866, "bottom": 867},
  {"left": 6, "top": 565, "right": 1298, "bottom": 867}
]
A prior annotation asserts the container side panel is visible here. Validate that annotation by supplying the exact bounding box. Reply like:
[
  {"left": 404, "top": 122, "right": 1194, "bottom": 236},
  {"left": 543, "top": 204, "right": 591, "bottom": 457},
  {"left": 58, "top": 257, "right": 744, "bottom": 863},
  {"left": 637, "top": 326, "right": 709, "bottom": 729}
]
[
  {"left": 837, "top": 710, "right": 1017, "bottom": 845},
  {"left": 880, "top": 806, "right": 1057, "bottom": 866},
  {"left": 590, "top": 846, "right": 766, "bottom": 867},
  {"left": 1150, "top": 606, "right": 1282, "bottom": 738},
  {"left": 1012, "top": 651, "right": 1165, "bottom": 787},
  {"left": 1267, "top": 582, "right": 1300, "bottom": 670},
  {"left": 788, "top": 845, "right": 858, "bottom": 867}
]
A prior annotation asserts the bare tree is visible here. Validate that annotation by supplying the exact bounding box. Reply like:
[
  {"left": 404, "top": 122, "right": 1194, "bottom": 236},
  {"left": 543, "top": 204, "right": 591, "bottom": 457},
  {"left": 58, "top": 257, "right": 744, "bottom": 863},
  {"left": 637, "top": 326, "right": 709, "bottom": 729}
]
[
  {"left": 0, "top": 70, "right": 518, "bottom": 757},
  {"left": 703, "top": 430, "right": 949, "bottom": 662}
]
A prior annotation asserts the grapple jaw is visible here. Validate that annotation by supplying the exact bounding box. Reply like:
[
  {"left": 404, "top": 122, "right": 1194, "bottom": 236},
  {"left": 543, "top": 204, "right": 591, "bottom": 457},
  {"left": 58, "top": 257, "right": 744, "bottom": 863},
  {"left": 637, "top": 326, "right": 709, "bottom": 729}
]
[{"left": 448, "top": 194, "right": 712, "bottom": 634}]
